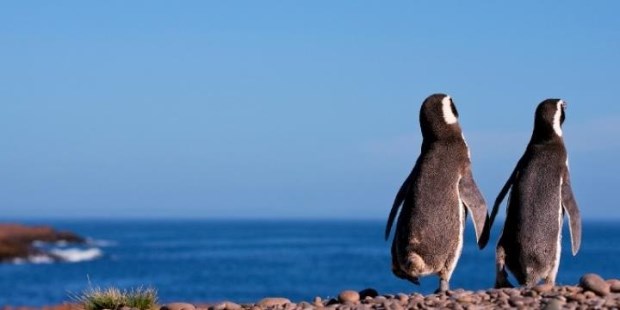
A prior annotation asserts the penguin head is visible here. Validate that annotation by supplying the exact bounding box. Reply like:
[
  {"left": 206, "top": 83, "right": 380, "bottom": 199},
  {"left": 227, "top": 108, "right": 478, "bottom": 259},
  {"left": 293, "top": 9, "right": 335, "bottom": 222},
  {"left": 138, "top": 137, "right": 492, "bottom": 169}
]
[
  {"left": 533, "top": 99, "right": 566, "bottom": 140},
  {"left": 419, "top": 93, "right": 462, "bottom": 140}
]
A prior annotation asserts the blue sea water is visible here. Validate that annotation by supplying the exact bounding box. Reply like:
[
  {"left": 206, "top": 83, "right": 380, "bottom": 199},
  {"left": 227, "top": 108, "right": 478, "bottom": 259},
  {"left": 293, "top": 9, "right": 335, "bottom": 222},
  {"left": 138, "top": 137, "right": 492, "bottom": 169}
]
[{"left": 0, "top": 220, "right": 618, "bottom": 306}]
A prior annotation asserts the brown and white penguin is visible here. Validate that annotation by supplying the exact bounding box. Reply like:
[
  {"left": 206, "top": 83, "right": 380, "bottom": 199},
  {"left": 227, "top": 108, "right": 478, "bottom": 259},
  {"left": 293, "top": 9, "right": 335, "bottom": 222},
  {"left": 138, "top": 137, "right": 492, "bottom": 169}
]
[
  {"left": 385, "top": 93, "right": 489, "bottom": 292},
  {"left": 479, "top": 99, "right": 582, "bottom": 288}
]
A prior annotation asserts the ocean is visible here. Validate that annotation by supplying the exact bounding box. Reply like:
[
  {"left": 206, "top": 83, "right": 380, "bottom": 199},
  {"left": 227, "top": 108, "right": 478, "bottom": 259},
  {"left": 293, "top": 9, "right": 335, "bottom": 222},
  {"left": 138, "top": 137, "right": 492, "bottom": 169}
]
[{"left": 1, "top": 220, "right": 618, "bottom": 306}]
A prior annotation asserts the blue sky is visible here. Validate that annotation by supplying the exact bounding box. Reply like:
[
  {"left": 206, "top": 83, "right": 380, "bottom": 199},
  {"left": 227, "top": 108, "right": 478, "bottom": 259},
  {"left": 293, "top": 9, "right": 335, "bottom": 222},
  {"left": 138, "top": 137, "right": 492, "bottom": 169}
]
[{"left": 1, "top": 1, "right": 619, "bottom": 219}]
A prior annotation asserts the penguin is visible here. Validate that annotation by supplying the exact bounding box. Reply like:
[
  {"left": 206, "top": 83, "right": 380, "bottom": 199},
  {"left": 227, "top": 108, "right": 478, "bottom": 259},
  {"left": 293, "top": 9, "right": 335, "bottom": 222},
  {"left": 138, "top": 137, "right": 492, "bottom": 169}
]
[
  {"left": 385, "top": 93, "right": 489, "bottom": 293},
  {"left": 479, "top": 99, "right": 582, "bottom": 288}
]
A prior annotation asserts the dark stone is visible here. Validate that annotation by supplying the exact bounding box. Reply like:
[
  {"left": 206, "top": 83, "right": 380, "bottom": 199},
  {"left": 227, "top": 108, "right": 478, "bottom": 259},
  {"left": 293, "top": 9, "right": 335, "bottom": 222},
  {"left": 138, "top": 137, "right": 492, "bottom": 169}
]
[
  {"left": 324, "top": 298, "right": 339, "bottom": 306},
  {"left": 358, "top": 288, "right": 378, "bottom": 299}
]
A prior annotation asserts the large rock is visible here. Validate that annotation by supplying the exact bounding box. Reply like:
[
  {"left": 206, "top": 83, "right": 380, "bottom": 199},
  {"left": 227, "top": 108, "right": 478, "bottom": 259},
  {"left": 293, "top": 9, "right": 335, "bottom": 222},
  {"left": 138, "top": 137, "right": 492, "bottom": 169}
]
[
  {"left": 607, "top": 279, "right": 620, "bottom": 293},
  {"left": 579, "top": 273, "right": 610, "bottom": 296},
  {"left": 257, "top": 297, "right": 291, "bottom": 308},
  {"left": 338, "top": 290, "right": 360, "bottom": 303},
  {"left": 359, "top": 288, "right": 378, "bottom": 299}
]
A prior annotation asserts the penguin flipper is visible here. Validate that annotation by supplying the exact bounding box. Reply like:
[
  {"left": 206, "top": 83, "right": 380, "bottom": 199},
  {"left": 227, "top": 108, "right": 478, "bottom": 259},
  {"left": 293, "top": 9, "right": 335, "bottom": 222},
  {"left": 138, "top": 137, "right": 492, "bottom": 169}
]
[
  {"left": 458, "top": 167, "right": 488, "bottom": 246},
  {"left": 385, "top": 172, "right": 413, "bottom": 240},
  {"left": 561, "top": 171, "right": 582, "bottom": 255},
  {"left": 479, "top": 159, "right": 522, "bottom": 248}
]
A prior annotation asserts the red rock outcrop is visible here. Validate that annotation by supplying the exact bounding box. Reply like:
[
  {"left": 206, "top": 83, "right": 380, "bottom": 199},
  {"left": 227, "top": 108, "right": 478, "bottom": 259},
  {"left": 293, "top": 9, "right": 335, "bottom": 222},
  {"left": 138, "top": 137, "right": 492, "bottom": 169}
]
[{"left": 0, "top": 224, "right": 84, "bottom": 262}]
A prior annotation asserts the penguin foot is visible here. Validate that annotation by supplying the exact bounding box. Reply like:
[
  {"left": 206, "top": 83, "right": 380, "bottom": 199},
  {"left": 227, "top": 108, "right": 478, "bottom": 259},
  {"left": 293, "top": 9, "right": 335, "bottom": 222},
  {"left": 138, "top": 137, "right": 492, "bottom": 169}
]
[
  {"left": 434, "top": 279, "right": 449, "bottom": 293},
  {"left": 433, "top": 287, "right": 448, "bottom": 294}
]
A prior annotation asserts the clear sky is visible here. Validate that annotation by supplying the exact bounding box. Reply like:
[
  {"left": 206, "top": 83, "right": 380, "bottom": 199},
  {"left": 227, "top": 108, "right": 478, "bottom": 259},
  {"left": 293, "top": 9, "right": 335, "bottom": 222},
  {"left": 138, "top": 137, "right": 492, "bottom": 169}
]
[{"left": 1, "top": 1, "right": 619, "bottom": 219}]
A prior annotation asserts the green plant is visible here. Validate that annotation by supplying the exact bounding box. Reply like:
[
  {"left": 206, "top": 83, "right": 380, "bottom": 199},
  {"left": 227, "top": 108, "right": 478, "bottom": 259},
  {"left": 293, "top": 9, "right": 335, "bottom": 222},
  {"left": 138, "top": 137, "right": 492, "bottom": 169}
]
[
  {"left": 71, "top": 285, "right": 158, "bottom": 310},
  {"left": 124, "top": 287, "right": 159, "bottom": 310}
]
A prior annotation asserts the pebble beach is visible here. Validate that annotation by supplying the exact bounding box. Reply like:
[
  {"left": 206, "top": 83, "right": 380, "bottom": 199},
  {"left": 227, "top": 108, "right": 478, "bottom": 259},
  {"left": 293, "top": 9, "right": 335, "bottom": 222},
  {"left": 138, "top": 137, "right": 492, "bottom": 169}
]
[
  {"left": 2, "top": 274, "right": 619, "bottom": 309},
  {"left": 158, "top": 273, "right": 620, "bottom": 310}
]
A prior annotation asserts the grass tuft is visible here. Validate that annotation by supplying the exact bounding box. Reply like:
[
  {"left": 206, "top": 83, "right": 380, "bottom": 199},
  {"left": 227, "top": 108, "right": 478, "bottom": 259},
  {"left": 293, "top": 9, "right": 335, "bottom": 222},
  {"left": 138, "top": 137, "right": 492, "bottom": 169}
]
[
  {"left": 124, "top": 287, "right": 159, "bottom": 310},
  {"left": 71, "top": 285, "right": 158, "bottom": 310}
]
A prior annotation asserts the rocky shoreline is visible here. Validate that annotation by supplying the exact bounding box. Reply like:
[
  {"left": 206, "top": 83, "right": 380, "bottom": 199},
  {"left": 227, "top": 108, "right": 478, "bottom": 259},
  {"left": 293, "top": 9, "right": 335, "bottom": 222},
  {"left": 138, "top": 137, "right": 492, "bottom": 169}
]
[
  {"left": 162, "top": 274, "right": 620, "bottom": 310},
  {"left": 1, "top": 274, "right": 619, "bottom": 310},
  {"left": 0, "top": 223, "right": 84, "bottom": 263}
]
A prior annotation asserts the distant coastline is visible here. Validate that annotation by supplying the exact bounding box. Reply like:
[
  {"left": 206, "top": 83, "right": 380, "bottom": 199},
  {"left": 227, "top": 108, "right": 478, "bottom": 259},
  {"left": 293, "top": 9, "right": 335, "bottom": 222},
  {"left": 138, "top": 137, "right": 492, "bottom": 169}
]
[{"left": 0, "top": 223, "right": 85, "bottom": 263}]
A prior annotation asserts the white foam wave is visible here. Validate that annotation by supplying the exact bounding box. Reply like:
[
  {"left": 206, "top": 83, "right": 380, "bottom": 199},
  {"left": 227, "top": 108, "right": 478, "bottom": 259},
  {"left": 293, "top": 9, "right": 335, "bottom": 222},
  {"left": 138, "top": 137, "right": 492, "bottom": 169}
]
[
  {"left": 50, "top": 248, "right": 103, "bottom": 263},
  {"left": 12, "top": 255, "right": 54, "bottom": 264},
  {"left": 86, "top": 238, "right": 117, "bottom": 247}
]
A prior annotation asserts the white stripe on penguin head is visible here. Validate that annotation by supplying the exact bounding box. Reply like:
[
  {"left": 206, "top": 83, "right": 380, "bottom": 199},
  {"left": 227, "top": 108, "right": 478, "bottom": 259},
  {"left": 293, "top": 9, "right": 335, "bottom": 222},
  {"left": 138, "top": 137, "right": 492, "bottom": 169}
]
[
  {"left": 442, "top": 96, "right": 458, "bottom": 124},
  {"left": 553, "top": 100, "right": 564, "bottom": 137}
]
